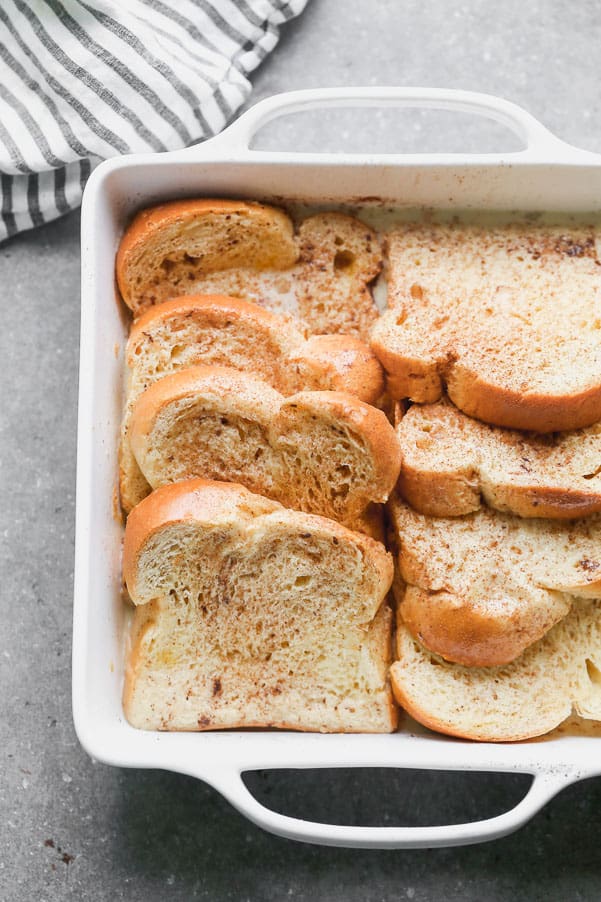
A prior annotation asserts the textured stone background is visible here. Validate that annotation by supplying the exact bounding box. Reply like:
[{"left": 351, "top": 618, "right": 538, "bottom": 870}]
[{"left": 2, "top": 1, "right": 601, "bottom": 899}]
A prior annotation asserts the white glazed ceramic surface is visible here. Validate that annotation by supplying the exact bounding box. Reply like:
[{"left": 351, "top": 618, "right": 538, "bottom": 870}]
[{"left": 74, "top": 88, "right": 601, "bottom": 849}]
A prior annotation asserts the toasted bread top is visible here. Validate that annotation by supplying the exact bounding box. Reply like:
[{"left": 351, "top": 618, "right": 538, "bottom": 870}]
[
  {"left": 123, "top": 478, "right": 393, "bottom": 607},
  {"left": 371, "top": 221, "right": 601, "bottom": 431},
  {"left": 391, "top": 601, "right": 601, "bottom": 741},
  {"left": 116, "top": 200, "right": 382, "bottom": 336},
  {"left": 389, "top": 492, "right": 601, "bottom": 666},
  {"left": 396, "top": 398, "right": 601, "bottom": 519},
  {"left": 117, "top": 199, "right": 298, "bottom": 313},
  {"left": 126, "top": 294, "right": 385, "bottom": 403},
  {"left": 128, "top": 364, "right": 400, "bottom": 531}
]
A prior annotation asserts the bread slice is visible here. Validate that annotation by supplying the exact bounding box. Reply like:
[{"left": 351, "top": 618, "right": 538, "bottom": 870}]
[
  {"left": 116, "top": 200, "right": 382, "bottom": 336},
  {"left": 116, "top": 198, "right": 298, "bottom": 315},
  {"left": 128, "top": 365, "right": 401, "bottom": 532},
  {"left": 397, "top": 398, "right": 601, "bottom": 518},
  {"left": 119, "top": 294, "right": 385, "bottom": 513},
  {"left": 371, "top": 221, "right": 601, "bottom": 431},
  {"left": 391, "top": 603, "right": 601, "bottom": 741},
  {"left": 122, "top": 479, "right": 396, "bottom": 732},
  {"left": 293, "top": 212, "right": 382, "bottom": 336},
  {"left": 388, "top": 493, "right": 601, "bottom": 667}
]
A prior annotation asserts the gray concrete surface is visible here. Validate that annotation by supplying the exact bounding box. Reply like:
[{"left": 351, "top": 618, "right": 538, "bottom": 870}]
[{"left": 2, "top": 1, "right": 601, "bottom": 899}]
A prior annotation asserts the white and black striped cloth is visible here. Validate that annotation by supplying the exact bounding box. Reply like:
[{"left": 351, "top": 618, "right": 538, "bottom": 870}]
[{"left": 0, "top": 0, "right": 308, "bottom": 242}]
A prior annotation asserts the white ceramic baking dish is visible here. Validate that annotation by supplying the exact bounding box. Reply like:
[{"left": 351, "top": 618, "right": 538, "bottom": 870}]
[{"left": 73, "top": 87, "right": 601, "bottom": 849}]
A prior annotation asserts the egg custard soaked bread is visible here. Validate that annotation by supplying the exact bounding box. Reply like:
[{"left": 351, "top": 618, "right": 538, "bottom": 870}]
[
  {"left": 119, "top": 294, "right": 385, "bottom": 513},
  {"left": 391, "top": 603, "right": 601, "bottom": 742},
  {"left": 388, "top": 493, "right": 601, "bottom": 667},
  {"left": 129, "top": 365, "right": 401, "bottom": 534},
  {"left": 116, "top": 199, "right": 382, "bottom": 337},
  {"left": 370, "top": 220, "right": 601, "bottom": 432},
  {"left": 396, "top": 398, "right": 601, "bottom": 519},
  {"left": 122, "top": 480, "right": 397, "bottom": 732}
]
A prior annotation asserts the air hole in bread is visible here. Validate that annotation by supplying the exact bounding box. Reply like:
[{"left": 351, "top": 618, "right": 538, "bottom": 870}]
[
  {"left": 586, "top": 658, "right": 601, "bottom": 687},
  {"left": 294, "top": 575, "right": 311, "bottom": 587},
  {"left": 583, "top": 465, "right": 601, "bottom": 480},
  {"left": 334, "top": 250, "right": 355, "bottom": 270},
  {"left": 169, "top": 344, "right": 185, "bottom": 361}
]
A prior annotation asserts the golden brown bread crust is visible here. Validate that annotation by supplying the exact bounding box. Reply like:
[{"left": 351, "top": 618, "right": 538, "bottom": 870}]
[
  {"left": 122, "top": 479, "right": 280, "bottom": 595},
  {"left": 122, "top": 479, "right": 397, "bottom": 732},
  {"left": 128, "top": 365, "right": 401, "bottom": 532},
  {"left": 390, "top": 601, "right": 601, "bottom": 741},
  {"left": 119, "top": 294, "right": 385, "bottom": 514},
  {"left": 399, "top": 585, "right": 552, "bottom": 669},
  {"left": 372, "top": 327, "right": 601, "bottom": 433},
  {"left": 446, "top": 365, "right": 601, "bottom": 434},
  {"left": 127, "top": 294, "right": 385, "bottom": 403},
  {"left": 371, "top": 221, "right": 601, "bottom": 432},
  {"left": 117, "top": 199, "right": 298, "bottom": 313},
  {"left": 117, "top": 201, "right": 382, "bottom": 336},
  {"left": 124, "top": 479, "right": 394, "bottom": 596},
  {"left": 388, "top": 492, "right": 601, "bottom": 666},
  {"left": 397, "top": 399, "right": 601, "bottom": 519}
]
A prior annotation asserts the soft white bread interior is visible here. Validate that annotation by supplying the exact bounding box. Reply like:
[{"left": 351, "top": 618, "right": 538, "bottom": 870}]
[
  {"left": 129, "top": 365, "right": 401, "bottom": 532},
  {"left": 397, "top": 398, "right": 601, "bottom": 519},
  {"left": 117, "top": 201, "right": 382, "bottom": 336},
  {"left": 119, "top": 294, "right": 385, "bottom": 513},
  {"left": 388, "top": 493, "right": 601, "bottom": 667},
  {"left": 371, "top": 221, "right": 601, "bottom": 431},
  {"left": 122, "top": 479, "right": 396, "bottom": 732},
  {"left": 391, "top": 603, "right": 601, "bottom": 742},
  {"left": 293, "top": 212, "right": 382, "bottom": 336}
]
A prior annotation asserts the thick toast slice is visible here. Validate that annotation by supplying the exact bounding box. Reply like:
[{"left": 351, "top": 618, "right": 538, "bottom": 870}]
[
  {"left": 391, "top": 602, "right": 601, "bottom": 741},
  {"left": 119, "top": 295, "right": 385, "bottom": 513},
  {"left": 388, "top": 493, "right": 601, "bottom": 667},
  {"left": 128, "top": 365, "right": 401, "bottom": 532},
  {"left": 397, "top": 398, "right": 601, "bottom": 518},
  {"left": 123, "top": 480, "right": 396, "bottom": 732},
  {"left": 371, "top": 221, "right": 601, "bottom": 431},
  {"left": 117, "top": 200, "right": 382, "bottom": 336}
]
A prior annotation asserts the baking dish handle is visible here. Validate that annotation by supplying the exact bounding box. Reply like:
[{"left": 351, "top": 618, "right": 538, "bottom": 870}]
[
  {"left": 199, "top": 87, "right": 595, "bottom": 162},
  {"left": 205, "top": 766, "right": 572, "bottom": 849}
]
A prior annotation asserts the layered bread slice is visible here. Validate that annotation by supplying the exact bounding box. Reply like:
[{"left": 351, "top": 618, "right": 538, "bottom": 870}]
[
  {"left": 123, "top": 480, "right": 396, "bottom": 732},
  {"left": 117, "top": 200, "right": 382, "bottom": 336},
  {"left": 397, "top": 398, "right": 601, "bottom": 518},
  {"left": 388, "top": 493, "right": 601, "bottom": 666},
  {"left": 391, "top": 603, "right": 601, "bottom": 741},
  {"left": 116, "top": 198, "right": 298, "bottom": 314},
  {"left": 371, "top": 220, "right": 601, "bottom": 431},
  {"left": 120, "top": 295, "right": 385, "bottom": 513},
  {"left": 128, "top": 365, "right": 401, "bottom": 532}
]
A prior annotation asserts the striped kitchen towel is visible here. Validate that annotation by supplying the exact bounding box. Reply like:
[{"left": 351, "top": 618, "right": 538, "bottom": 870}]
[{"left": 0, "top": 0, "right": 308, "bottom": 242}]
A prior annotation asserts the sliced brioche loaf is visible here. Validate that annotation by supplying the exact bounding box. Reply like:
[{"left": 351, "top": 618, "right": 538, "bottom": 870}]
[
  {"left": 120, "top": 294, "right": 385, "bottom": 513},
  {"left": 388, "top": 493, "right": 601, "bottom": 667},
  {"left": 117, "top": 201, "right": 382, "bottom": 336},
  {"left": 128, "top": 365, "right": 401, "bottom": 531},
  {"left": 391, "top": 603, "right": 601, "bottom": 741},
  {"left": 116, "top": 199, "right": 298, "bottom": 314},
  {"left": 371, "top": 221, "right": 601, "bottom": 431},
  {"left": 123, "top": 479, "right": 396, "bottom": 732},
  {"left": 397, "top": 398, "right": 601, "bottom": 519}
]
